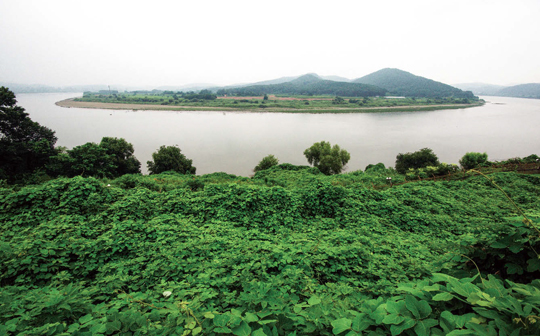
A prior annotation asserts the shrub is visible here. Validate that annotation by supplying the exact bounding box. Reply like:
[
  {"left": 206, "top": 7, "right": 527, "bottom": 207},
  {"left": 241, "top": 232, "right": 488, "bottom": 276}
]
[
  {"left": 304, "top": 141, "right": 350, "bottom": 175},
  {"left": 395, "top": 148, "right": 439, "bottom": 174},
  {"left": 459, "top": 152, "right": 488, "bottom": 170},
  {"left": 147, "top": 145, "right": 196, "bottom": 175},
  {"left": 254, "top": 155, "right": 279, "bottom": 172}
]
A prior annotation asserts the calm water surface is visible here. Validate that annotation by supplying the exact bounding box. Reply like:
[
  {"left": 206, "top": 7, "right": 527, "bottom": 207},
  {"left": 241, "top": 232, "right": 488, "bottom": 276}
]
[{"left": 16, "top": 93, "right": 540, "bottom": 176}]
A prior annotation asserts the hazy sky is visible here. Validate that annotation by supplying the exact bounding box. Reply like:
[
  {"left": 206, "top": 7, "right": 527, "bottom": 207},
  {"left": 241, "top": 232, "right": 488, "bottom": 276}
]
[{"left": 1, "top": 0, "right": 539, "bottom": 87}]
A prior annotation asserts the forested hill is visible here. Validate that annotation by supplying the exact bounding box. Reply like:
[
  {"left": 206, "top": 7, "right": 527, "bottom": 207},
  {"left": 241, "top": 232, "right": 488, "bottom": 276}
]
[
  {"left": 216, "top": 74, "right": 387, "bottom": 97},
  {"left": 495, "top": 83, "right": 540, "bottom": 99},
  {"left": 353, "top": 68, "right": 476, "bottom": 99}
]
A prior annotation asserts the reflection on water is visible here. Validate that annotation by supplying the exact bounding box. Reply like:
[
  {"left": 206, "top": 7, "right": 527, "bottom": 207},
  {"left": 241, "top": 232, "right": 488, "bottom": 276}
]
[{"left": 16, "top": 93, "right": 540, "bottom": 176}]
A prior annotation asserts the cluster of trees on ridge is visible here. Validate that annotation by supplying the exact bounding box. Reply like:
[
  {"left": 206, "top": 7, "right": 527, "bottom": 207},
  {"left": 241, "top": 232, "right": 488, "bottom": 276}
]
[
  {"left": 216, "top": 74, "right": 387, "bottom": 98},
  {"left": 1, "top": 87, "right": 534, "bottom": 185}
]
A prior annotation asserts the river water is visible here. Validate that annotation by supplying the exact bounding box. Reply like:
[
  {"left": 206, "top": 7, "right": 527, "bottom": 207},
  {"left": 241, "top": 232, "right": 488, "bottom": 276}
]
[{"left": 15, "top": 93, "right": 540, "bottom": 176}]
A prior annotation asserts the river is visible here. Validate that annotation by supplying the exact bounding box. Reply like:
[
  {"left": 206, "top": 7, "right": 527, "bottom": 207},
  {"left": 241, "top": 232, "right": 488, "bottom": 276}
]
[{"left": 15, "top": 93, "right": 540, "bottom": 176}]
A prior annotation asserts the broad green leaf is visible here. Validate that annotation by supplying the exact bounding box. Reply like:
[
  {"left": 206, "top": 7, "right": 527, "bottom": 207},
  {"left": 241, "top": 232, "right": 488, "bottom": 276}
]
[
  {"left": 232, "top": 321, "right": 251, "bottom": 336},
  {"left": 214, "top": 327, "right": 232, "bottom": 333},
  {"left": 446, "top": 330, "right": 475, "bottom": 335},
  {"left": 352, "top": 313, "right": 371, "bottom": 332},
  {"left": 390, "top": 318, "right": 416, "bottom": 335},
  {"left": 405, "top": 296, "right": 421, "bottom": 319},
  {"left": 414, "top": 319, "right": 439, "bottom": 336},
  {"left": 79, "top": 314, "right": 93, "bottom": 325},
  {"left": 308, "top": 296, "right": 321, "bottom": 305},
  {"left": 331, "top": 318, "right": 352, "bottom": 335},
  {"left": 252, "top": 328, "right": 268, "bottom": 336},
  {"left": 383, "top": 314, "right": 405, "bottom": 325},
  {"left": 213, "top": 314, "right": 230, "bottom": 327},
  {"left": 432, "top": 292, "right": 454, "bottom": 301},
  {"left": 192, "top": 327, "right": 202, "bottom": 335},
  {"left": 244, "top": 312, "right": 259, "bottom": 323}
]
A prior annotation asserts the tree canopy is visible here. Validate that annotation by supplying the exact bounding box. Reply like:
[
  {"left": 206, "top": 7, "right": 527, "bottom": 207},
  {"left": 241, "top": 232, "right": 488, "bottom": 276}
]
[
  {"left": 147, "top": 145, "right": 196, "bottom": 175},
  {"left": 47, "top": 137, "right": 141, "bottom": 178},
  {"left": 254, "top": 155, "right": 279, "bottom": 172},
  {"left": 0, "top": 86, "right": 58, "bottom": 182},
  {"left": 395, "top": 148, "right": 440, "bottom": 174},
  {"left": 99, "top": 137, "right": 141, "bottom": 176},
  {"left": 304, "top": 141, "right": 350, "bottom": 175}
]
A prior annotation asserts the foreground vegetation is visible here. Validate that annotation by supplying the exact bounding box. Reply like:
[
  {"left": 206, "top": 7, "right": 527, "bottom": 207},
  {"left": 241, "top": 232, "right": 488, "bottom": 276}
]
[
  {"left": 1, "top": 166, "right": 540, "bottom": 335},
  {"left": 3, "top": 86, "right": 540, "bottom": 335}
]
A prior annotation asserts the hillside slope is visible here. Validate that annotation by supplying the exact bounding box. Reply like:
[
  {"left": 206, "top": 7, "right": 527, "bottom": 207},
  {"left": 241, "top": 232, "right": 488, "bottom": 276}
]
[
  {"left": 495, "top": 83, "right": 540, "bottom": 99},
  {"left": 453, "top": 82, "right": 507, "bottom": 96},
  {"left": 353, "top": 68, "right": 475, "bottom": 99},
  {"left": 217, "top": 74, "right": 386, "bottom": 97}
]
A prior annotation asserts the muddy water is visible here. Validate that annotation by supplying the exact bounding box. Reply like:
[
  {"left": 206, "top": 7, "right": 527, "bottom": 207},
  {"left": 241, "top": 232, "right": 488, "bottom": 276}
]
[{"left": 17, "top": 93, "right": 540, "bottom": 176}]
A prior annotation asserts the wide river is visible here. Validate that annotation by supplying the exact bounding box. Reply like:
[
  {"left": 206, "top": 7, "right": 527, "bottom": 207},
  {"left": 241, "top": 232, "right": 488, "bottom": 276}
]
[{"left": 16, "top": 93, "right": 540, "bottom": 176}]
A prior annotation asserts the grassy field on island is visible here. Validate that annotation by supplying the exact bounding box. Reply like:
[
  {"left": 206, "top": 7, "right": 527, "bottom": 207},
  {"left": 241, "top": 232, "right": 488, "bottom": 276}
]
[{"left": 68, "top": 92, "right": 484, "bottom": 113}]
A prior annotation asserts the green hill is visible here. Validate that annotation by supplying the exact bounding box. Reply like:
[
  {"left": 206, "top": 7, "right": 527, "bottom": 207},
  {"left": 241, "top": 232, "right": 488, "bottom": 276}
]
[
  {"left": 217, "top": 74, "right": 387, "bottom": 97},
  {"left": 495, "top": 83, "right": 540, "bottom": 99},
  {"left": 353, "top": 68, "right": 476, "bottom": 99},
  {"left": 453, "top": 82, "right": 507, "bottom": 96}
]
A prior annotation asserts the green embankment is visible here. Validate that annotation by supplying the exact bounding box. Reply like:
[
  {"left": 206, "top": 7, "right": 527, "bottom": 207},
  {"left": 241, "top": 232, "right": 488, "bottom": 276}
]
[
  {"left": 1, "top": 165, "right": 540, "bottom": 335},
  {"left": 72, "top": 93, "right": 483, "bottom": 113}
]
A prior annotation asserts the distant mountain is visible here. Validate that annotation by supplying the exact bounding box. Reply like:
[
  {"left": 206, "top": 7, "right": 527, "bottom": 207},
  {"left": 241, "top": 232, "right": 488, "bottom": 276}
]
[
  {"left": 495, "top": 83, "right": 540, "bottom": 99},
  {"left": 216, "top": 73, "right": 386, "bottom": 97},
  {"left": 0, "top": 83, "right": 111, "bottom": 94},
  {"left": 453, "top": 83, "right": 507, "bottom": 96},
  {"left": 353, "top": 68, "right": 475, "bottom": 99}
]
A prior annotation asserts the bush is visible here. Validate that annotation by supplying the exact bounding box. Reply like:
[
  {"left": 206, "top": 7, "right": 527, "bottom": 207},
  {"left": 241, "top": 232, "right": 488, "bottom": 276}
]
[
  {"left": 395, "top": 148, "right": 439, "bottom": 174},
  {"left": 304, "top": 141, "right": 351, "bottom": 175},
  {"left": 147, "top": 145, "right": 196, "bottom": 175},
  {"left": 254, "top": 155, "right": 279, "bottom": 172},
  {"left": 459, "top": 152, "right": 488, "bottom": 170},
  {"left": 365, "top": 163, "right": 385, "bottom": 172}
]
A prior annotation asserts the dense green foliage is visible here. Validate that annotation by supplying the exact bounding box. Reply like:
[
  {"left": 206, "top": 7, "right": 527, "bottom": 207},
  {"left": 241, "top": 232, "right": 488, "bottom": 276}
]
[
  {"left": 1, "top": 168, "right": 540, "bottom": 335},
  {"left": 47, "top": 137, "right": 141, "bottom": 178},
  {"left": 353, "top": 68, "right": 476, "bottom": 99},
  {"left": 460, "top": 152, "right": 489, "bottom": 170},
  {"left": 100, "top": 137, "right": 142, "bottom": 176},
  {"left": 217, "top": 74, "right": 387, "bottom": 97},
  {"left": 77, "top": 92, "right": 480, "bottom": 113},
  {"left": 254, "top": 155, "right": 279, "bottom": 172},
  {"left": 0, "top": 87, "right": 58, "bottom": 183},
  {"left": 395, "top": 148, "right": 440, "bottom": 174},
  {"left": 147, "top": 145, "right": 196, "bottom": 175},
  {"left": 304, "top": 141, "right": 351, "bottom": 175}
]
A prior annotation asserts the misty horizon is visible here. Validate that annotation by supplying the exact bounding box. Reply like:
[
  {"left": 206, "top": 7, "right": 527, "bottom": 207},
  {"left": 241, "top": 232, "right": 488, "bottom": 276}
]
[{"left": 2, "top": 1, "right": 539, "bottom": 89}]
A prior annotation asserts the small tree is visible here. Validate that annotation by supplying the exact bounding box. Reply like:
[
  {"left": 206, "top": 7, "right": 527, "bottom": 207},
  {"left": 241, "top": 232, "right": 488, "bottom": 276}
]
[
  {"left": 304, "top": 141, "right": 350, "bottom": 175},
  {"left": 0, "top": 87, "right": 58, "bottom": 182},
  {"left": 254, "top": 155, "right": 279, "bottom": 172},
  {"left": 460, "top": 152, "right": 488, "bottom": 170},
  {"left": 67, "top": 142, "right": 116, "bottom": 178},
  {"left": 147, "top": 145, "right": 196, "bottom": 175},
  {"left": 99, "top": 137, "right": 141, "bottom": 176},
  {"left": 395, "top": 148, "right": 439, "bottom": 174}
]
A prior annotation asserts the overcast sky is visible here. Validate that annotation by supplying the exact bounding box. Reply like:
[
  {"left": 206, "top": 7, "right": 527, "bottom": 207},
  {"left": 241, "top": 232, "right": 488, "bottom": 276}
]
[{"left": 1, "top": 0, "right": 539, "bottom": 87}]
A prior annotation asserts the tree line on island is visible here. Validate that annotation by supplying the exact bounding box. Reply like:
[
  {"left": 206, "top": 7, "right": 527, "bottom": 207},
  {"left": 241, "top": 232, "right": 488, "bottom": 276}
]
[{"left": 1, "top": 86, "right": 535, "bottom": 186}]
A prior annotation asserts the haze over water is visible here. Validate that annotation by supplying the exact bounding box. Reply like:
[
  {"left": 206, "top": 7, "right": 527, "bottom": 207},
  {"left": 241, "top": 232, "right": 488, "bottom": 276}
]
[{"left": 17, "top": 93, "right": 540, "bottom": 176}]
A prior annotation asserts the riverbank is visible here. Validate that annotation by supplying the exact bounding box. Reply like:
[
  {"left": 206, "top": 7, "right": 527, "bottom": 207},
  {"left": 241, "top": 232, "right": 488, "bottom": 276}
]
[{"left": 56, "top": 98, "right": 484, "bottom": 113}]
